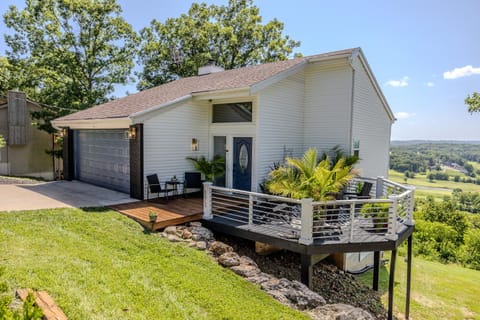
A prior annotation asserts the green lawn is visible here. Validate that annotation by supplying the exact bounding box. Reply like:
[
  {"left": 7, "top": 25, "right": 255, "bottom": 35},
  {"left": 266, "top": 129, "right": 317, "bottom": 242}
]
[
  {"left": 357, "top": 253, "right": 480, "bottom": 320},
  {"left": 0, "top": 208, "right": 308, "bottom": 320},
  {"left": 389, "top": 169, "right": 480, "bottom": 197}
]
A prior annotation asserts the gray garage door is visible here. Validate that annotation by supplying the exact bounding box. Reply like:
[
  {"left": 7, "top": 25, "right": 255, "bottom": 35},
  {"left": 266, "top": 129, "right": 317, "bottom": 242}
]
[{"left": 74, "top": 129, "right": 130, "bottom": 193}]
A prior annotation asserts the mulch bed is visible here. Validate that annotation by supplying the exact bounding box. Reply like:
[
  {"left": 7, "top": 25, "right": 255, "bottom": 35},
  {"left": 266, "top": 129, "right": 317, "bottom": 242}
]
[{"left": 214, "top": 233, "right": 389, "bottom": 320}]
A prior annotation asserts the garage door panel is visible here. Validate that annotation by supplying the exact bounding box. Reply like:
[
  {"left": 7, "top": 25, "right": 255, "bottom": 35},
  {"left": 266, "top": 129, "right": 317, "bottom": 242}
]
[{"left": 74, "top": 130, "right": 130, "bottom": 193}]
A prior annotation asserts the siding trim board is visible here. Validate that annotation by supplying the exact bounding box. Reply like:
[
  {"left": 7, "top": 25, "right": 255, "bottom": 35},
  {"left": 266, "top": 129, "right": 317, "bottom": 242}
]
[
  {"left": 129, "top": 124, "right": 144, "bottom": 199},
  {"left": 62, "top": 128, "right": 74, "bottom": 181}
]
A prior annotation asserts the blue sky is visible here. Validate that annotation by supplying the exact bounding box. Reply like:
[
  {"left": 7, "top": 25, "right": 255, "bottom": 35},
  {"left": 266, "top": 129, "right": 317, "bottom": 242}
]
[{"left": 1, "top": 0, "right": 479, "bottom": 140}]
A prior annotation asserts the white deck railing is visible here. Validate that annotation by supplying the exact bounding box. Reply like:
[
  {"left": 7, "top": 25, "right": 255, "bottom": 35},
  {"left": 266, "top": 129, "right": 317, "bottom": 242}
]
[{"left": 203, "top": 177, "right": 414, "bottom": 245}]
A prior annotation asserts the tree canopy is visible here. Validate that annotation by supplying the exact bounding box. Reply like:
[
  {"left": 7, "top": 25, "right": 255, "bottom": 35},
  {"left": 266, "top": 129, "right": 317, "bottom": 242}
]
[
  {"left": 465, "top": 92, "right": 480, "bottom": 113},
  {"left": 136, "top": 0, "right": 300, "bottom": 90},
  {"left": 3, "top": 0, "right": 138, "bottom": 133}
]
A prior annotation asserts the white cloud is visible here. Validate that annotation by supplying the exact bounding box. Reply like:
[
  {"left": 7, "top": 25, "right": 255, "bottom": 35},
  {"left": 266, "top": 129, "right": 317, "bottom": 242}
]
[
  {"left": 443, "top": 65, "right": 480, "bottom": 79},
  {"left": 394, "top": 112, "right": 415, "bottom": 120},
  {"left": 385, "top": 76, "right": 409, "bottom": 87},
  {"left": 426, "top": 82, "right": 435, "bottom": 87}
]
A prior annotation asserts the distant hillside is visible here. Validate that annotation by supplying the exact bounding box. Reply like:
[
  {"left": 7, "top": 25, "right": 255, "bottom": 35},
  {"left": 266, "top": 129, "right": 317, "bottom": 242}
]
[
  {"left": 389, "top": 141, "right": 480, "bottom": 176},
  {"left": 392, "top": 140, "right": 480, "bottom": 146}
]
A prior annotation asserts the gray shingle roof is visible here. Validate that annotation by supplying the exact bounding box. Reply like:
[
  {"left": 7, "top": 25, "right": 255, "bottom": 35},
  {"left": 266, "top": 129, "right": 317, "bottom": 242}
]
[{"left": 56, "top": 48, "right": 356, "bottom": 121}]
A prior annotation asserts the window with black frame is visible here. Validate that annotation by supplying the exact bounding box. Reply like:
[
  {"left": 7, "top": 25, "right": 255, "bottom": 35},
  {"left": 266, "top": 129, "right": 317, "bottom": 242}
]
[{"left": 212, "top": 102, "right": 252, "bottom": 123}]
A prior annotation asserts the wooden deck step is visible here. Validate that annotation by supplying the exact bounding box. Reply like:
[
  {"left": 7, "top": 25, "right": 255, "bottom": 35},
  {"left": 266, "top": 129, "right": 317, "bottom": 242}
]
[
  {"left": 110, "top": 197, "right": 203, "bottom": 231},
  {"left": 16, "top": 288, "right": 68, "bottom": 320}
]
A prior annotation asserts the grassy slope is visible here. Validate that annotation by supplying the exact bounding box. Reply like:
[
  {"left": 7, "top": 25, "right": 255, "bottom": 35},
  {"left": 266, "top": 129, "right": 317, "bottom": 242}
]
[
  {"left": 0, "top": 208, "right": 308, "bottom": 320},
  {"left": 357, "top": 254, "right": 480, "bottom": 320},
  {"left": 388, "top": 169, "right": 480, "bottom": 199}
]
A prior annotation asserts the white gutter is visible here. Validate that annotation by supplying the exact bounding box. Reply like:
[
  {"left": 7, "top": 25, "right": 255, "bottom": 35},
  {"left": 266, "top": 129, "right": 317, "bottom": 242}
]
[{"left": 51, "top": 117, "right": 132, "bottom": 130}]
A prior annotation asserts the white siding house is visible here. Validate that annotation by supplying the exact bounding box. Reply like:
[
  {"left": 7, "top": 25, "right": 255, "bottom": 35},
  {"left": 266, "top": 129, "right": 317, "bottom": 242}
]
[
  {"left": 52, "top": 48, "right": 395, "bottom": 200},
  {"left": 140, "top": 100, "right": 210, "bottom": 185}
]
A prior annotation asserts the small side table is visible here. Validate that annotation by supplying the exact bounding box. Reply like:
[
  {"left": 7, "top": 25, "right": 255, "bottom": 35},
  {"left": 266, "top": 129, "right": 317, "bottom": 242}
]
[{"left": 165, "top": 180, "right": 184, "bottom": 198}]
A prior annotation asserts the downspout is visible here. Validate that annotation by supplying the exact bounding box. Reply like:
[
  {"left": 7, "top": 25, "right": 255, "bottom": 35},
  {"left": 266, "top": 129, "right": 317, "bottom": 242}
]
[{"left": 348, "top": 51, "right": 359, "bottom": 155}]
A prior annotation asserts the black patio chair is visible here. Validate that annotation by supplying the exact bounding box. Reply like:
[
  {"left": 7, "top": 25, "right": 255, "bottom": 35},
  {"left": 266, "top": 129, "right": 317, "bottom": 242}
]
[
  {"left": 146, "top": 174, "right": 174, "bottom": 201},
  {"left": 184, "top": 172, "right": 203, "bottom": 197},
  {"left": 344, "top": 182, "right": 373, "bottom": 200}
]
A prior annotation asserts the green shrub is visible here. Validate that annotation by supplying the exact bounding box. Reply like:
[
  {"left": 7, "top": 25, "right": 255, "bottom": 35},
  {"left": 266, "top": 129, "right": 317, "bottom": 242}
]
[{"left": 360, "top": 202, "right": 390, "bottom": 229}]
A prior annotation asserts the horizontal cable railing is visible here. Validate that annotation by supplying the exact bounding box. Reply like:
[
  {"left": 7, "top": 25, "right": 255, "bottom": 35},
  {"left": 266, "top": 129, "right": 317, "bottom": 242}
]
[{"left": 203, "top": 177, "right": 414, "bottom": 245}]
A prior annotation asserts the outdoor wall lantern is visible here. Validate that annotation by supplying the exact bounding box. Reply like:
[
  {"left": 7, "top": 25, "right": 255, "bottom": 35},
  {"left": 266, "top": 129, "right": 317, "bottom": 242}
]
[
  {"left": 191, "top": 138, "right": 199, "bottom": 151},
  {"left": 128, "top": 126, "right": 136, "bottom": 139}
]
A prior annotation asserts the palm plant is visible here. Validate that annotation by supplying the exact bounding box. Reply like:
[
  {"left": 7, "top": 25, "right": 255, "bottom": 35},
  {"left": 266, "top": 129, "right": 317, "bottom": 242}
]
[
  {"left": 320, "top": 145, "right": 359, "bottom": 169},
  {"left": 265, "top": 148, "right": 358, "bottom": 201},
  {"left": 186, "top": 155, "right": 225, "bottom": 182}
]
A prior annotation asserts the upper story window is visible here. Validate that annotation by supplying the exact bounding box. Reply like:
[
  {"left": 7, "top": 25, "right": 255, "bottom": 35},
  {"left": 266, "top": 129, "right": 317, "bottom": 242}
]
[{"left": 212, "top": 102, "right": 252, "bottom": 123}]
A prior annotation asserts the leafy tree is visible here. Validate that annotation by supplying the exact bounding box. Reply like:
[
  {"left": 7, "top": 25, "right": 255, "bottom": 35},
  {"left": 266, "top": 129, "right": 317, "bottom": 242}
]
[
  {"left": 3, "top": 0, "right": 138, "bottom": 133},
  {"left": 265, "top": 148, "right": 358, "bottom": 201},
  {"left": 417, "top": 196, "right": 469, "bottom": 244},
  {"left": 459, "top": 229, "right": 480, "bottom": 270},
  {"left": 0, "top": 57, "right": 13, "bottom": 93},
  {"left": 136, "top": 0, "right": 300, "bottom": 90},
  {"left": 465, "top": 92, "right": 480, "bottom": 113},
  {"left": 414, "top": 219, "right": 458, "bottom": 262}
]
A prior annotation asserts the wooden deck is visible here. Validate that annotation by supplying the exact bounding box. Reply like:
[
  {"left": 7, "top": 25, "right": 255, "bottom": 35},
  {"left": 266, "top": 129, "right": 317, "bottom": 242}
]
[{"left": 110, "top": 197, "right": 203, "bottom": 231}]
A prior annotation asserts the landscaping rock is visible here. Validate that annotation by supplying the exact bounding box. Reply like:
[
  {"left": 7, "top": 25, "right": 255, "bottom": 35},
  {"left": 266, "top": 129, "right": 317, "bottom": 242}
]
[
  {"left": 191, "top": 234, "right": 202, "bottom": 241},
  {"left": 195, "top": 241, "right": 207, "bottom": 250},
  {"left": 308, "top": 303, "right": 374, "bottom": 320},
  {"left": 189, "top": 221, "right": 202, "bottom": 227},
  {"left": 188, "top": 242, "right": 197, "bottom": 248},
  {"left": 285, "top": 281, "right": 326, "bottom": 310},
  {"left": 209, "top": 241, "right": 233, "bottom": 256},
  {"left": 190, "top": 226, "right": 214, "bottom": 241},
  {"left": 246, "top": 272, "right": 272, "bottom": 284},
  {"left": 218, "top": 252, "right": 241, "bottom": 267},
  {"left": 260, "top": 277, "right": 290, "bottom": 291},
  {"left": 181, "top": 229, "right": 193, "bottom": 239},
  {"left": 239, "top": 255, "right": 258, "bottom": 268},
  {"left": 267, "top": 290, "right": 292, "bottom": 307},
  {"left": 167, "top": 234, "right": 181, "bottom": 242},
  {"left": 164, "top": 226, "right": 177, "bottom": 235},
  {"left": 230, "top": 264, "right": 261, "bottom": 278}
]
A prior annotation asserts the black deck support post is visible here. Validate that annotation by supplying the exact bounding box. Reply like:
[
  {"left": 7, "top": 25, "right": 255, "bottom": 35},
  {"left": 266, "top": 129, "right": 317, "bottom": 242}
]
[
  {"left": 300, "top": 254, "right": 313, "bottom": 288},
  {"left": 405, "top": 235, "right": 413, "bottom": 319},
  {"left": 373, "top": 251, "right": 380, "bottom": 291},
  {"left": 388, "top": 249, "right": 397, "bottom": 320}
]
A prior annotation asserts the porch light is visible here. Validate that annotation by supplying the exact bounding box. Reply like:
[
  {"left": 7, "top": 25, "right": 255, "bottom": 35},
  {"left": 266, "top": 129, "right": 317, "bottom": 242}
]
[
  {"left": 128, "top": 126, "right": 136, "bottom": 139},
  {"left": 61, "top": 127, "right": 68, "bottom": 137},
  {"left": 191, "top": 138, "right": 199, "bottom": 151}
]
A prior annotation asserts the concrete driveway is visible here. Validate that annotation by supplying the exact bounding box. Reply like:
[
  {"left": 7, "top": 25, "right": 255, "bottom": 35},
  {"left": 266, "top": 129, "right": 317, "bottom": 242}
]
[{"left": 0, "top": 180, "right": 136, "bottom": 211}]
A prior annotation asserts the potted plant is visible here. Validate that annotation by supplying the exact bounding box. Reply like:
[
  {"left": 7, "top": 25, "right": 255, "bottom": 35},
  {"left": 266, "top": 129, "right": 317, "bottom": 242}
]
[
  {"left": 360, "top": 203, "right": 390, "bottom": 233},
  {"left": 186, "top": 155, "right": 225, "bottom": 183},
  {"left": 148, "top": 211, "right": 158, "bottom": 223}
]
